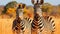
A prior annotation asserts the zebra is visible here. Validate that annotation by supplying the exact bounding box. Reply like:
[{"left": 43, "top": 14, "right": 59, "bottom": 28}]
[
  {"left": 25, "top": 17, "right": 33, "bottom": 23},
  {"left": 31, "top": 13, "right": 44, "bottom": 34},
  {"left": 24, "top": 17, "right": 33, "bottom": 34},
  {"left": 31, "top": 0, "right": 45, "bottom": 34},
  {"left": 12, "top": 4, "right": 26, "bottom": 34},
  {"left": 31, "top": 0, "right": 55, "bottom": 34},
  {"left": 46, "top": 16, "right": 55, "bottom": 34}
]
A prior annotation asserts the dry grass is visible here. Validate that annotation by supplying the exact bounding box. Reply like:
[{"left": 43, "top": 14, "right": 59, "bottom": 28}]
[
  {"left": 54, "top": 18, "right": 60, "bottom": 34},
  {"left": 0, "top": 18, "right": 14, "bottom": 34},
  {"left": 0, "top": 16, "right": 60, "bottom": 34}
]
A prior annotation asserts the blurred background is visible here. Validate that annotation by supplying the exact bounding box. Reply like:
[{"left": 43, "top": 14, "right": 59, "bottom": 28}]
[{"left": 0, "top": 0, "right": 60, "bottom": 34}]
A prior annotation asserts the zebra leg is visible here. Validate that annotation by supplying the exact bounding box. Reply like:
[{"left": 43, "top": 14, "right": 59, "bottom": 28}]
[
  {"left": 12, "top": 26, "right": 20, "bottom": 34},
  {"left": 12, "top": 28, "right": 17, "bottom": 34},
  {"left": 12, "top": 20, "right": 18, "bottom": 34},
  {"left": 31, "top": 21, "right": 37, "bottom": 34}
]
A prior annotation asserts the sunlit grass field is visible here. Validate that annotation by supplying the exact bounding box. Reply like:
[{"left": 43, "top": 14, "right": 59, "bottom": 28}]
[{"left": 0, "top": 16, "right": 60, "bottom": 34}]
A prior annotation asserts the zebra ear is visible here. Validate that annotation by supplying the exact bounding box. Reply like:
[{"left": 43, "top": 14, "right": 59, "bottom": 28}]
[
  {"left": 39, "top": 0, "right": 44, "bottom": 5},
  {"left": 22, "top": 4, "right": 26, "bottom": 8},
  {"left": 31, "top": 0, "right": 37, "bottom": 5},
  {"left": 31, "top": 0, "right": 35, "bottom": 4},
  {"left": 18, "top": 5, "right": 21, "bottom": 9}
]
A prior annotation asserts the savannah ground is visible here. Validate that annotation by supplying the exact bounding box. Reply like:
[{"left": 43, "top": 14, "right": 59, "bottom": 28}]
[{"left": 0, "top": 16, "right": 60, "bottom": 34}]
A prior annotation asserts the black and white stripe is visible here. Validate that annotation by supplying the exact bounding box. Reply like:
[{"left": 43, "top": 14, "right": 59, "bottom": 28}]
[
  {"left": 12, "top": 19, "right": 26, "bottom": 34},
  {"left": 31, "top": 15, "right": 44, "bottom": 32},
  {"left": 47, "top": 16, "right": 55, "bottom": 32},
  {"left": 12, "top": 4, "right": 26, "bottom": 34},
  {"left": 20, "top": 20, "right": 26, "bottom": 32},
  {"left": 25, "top": 17, "right": 33, "bottom": 23}
]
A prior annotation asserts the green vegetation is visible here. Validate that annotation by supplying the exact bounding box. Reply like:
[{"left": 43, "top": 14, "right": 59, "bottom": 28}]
[{"left": 2, "top": 1, "right": 17, "bottom": 14}]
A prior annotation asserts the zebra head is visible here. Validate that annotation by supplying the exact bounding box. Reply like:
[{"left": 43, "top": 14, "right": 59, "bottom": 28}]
[
  {"left": 32, "top": 0, "right": 43, "bottom": 17},
  {"left": 31, "top": 0, "right": 44, "bottom": 5},
  {"left": 16, "top": 3, "right": 26, "bottom": 19}
]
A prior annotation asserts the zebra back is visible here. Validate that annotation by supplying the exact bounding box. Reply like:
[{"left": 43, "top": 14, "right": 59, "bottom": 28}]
[
  {"left": 46, "top": 16, "right": 55, "bottom": 32},
  {"left": 25, "top": 17, "right": 33, "bottom": 23}
]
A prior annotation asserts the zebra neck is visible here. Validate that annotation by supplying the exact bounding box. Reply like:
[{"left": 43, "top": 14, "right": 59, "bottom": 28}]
[{"left": 16, "top": 8, "right": 19, "bottom": 18}]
